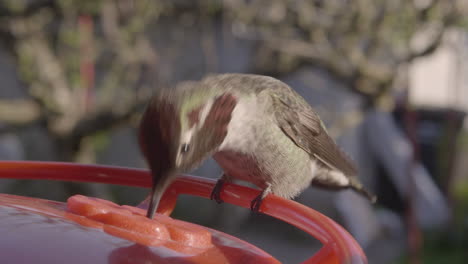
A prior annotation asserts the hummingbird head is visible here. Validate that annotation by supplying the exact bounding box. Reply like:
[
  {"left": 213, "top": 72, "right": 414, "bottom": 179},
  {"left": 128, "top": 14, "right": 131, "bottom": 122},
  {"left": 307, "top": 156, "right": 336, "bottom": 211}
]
[{"left": 139, "top": 80, "right": 237, "bottom": 218}]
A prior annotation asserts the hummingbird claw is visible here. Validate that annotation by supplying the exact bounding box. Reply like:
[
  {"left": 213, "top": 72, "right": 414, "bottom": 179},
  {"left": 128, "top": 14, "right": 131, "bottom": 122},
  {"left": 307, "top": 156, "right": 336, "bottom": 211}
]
[
  {"left": 210, "top": 179, "right": 225, "bottom": 204},
  {"left": 251, "top": 184, "right": 270, "bottom": 212},
  {"left": 250, "top": 194, "right": 263, "bottom": 212}
]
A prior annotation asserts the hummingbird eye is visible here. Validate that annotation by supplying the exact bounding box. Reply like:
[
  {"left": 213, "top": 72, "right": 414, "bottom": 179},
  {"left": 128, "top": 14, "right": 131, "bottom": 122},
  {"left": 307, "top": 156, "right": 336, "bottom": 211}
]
[{"left": 181, "top": 143, "right": 190, "bottom": 153}]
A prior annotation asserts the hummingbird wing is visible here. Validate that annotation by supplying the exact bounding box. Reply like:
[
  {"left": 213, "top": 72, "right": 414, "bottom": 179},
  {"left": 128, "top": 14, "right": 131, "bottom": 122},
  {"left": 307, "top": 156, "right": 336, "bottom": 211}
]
[{"left": 271, "top": 89, "right": 358, "bottom": 177}]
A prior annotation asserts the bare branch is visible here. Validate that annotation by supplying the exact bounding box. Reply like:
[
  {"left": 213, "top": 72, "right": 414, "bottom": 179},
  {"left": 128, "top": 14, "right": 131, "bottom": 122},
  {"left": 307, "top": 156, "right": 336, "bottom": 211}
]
[
  {"left": 0, "top": 99, "right": 41, "bottom": 125},
  {"left": 406, "top": 1, "right": 458, "bottom": 61}
]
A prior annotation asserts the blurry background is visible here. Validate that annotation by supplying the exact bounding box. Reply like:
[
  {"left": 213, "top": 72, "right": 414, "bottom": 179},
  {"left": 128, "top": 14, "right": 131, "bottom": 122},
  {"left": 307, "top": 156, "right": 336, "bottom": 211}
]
[{"left": 0, "top": 0, "right": 468, "bottom": 263}]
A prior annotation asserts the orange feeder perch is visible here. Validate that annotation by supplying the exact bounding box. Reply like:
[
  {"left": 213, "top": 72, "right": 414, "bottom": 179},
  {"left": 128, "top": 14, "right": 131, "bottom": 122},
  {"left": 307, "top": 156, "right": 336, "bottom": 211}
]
[{"left": 0, "top": 161, "right": 367, "bottom": 264}]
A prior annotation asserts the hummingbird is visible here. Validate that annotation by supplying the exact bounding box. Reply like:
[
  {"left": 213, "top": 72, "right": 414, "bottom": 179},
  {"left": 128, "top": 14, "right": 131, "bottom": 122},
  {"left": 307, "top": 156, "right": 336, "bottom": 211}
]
[{"left": 139, "top": 73, "right": 376, "bottom": 219}]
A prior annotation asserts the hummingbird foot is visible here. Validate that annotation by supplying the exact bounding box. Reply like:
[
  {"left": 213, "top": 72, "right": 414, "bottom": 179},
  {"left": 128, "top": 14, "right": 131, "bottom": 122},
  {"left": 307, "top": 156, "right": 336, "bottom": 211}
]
[
  {"left": 210, "top": 179, "right": 225, "bottom": 204},
  {"left": 250, "top": 195, "right": 263, "bottom": 212},
  {"left": 250, "top": 184, "right": 271, "bottom": 212}
]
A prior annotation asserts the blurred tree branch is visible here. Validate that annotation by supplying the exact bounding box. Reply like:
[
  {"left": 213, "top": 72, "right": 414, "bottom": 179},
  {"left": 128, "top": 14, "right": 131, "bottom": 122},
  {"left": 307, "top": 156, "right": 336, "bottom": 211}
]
[
  {"left": 223, "top": 0, "right": 466, "bottom": 108},
  {"left": 0, "top": 0, "right": 161, "bottom": 161},
  {"left": 0, "top": 99, "right": 41, "bottom": 125},
  {"left": 0, "top": 0, "right": 466, "bottom": 160}
]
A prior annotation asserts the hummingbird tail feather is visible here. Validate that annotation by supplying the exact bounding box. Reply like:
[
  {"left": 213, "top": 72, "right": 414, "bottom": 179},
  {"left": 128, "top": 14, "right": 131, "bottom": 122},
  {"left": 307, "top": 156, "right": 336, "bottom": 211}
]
[{"left": 349, "top": 178, "right": 377, "bottom": 203}]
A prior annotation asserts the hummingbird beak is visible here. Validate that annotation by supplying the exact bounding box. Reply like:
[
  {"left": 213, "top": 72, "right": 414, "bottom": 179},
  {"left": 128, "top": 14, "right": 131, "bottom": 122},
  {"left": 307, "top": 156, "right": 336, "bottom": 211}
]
[
  {"left": 146, "top": 172, "right": 174, "bottom": 219},
  {"left": 146, "top": 186, "right": 161, "bottom": 219}
]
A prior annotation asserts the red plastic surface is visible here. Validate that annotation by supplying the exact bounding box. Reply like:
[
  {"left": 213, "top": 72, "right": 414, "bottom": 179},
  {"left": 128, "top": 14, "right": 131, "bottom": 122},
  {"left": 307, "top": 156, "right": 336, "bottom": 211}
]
[
  {"left": 0, "top": 161, "right": 368, "bottom": 264},
  {"left": 0, "top": 194, "right": 278, "bottom": 264}
]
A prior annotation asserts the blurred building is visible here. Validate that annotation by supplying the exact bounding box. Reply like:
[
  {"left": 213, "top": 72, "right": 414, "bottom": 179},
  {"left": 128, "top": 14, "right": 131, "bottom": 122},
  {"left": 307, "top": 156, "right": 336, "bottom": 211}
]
[{"left": 410, "top": 29, "right": 468, "bottom": 115}]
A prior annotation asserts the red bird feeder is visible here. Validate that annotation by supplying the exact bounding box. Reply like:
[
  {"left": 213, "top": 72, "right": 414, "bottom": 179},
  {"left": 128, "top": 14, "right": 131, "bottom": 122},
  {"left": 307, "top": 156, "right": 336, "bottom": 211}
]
[{"left": 0, "top": 161, "right": 367, "bottom": 263}]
